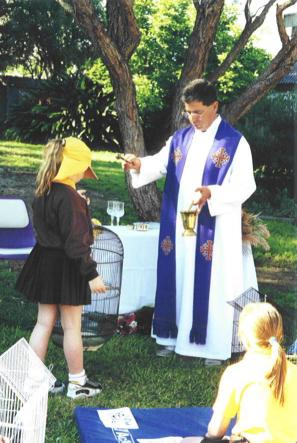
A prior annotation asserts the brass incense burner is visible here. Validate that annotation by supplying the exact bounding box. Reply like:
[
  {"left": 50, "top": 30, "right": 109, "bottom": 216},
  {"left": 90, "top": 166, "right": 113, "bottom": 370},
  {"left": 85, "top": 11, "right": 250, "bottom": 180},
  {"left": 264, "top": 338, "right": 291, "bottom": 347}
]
[{"left": 180, "top": 208, "right": 198, "bottom": 236}]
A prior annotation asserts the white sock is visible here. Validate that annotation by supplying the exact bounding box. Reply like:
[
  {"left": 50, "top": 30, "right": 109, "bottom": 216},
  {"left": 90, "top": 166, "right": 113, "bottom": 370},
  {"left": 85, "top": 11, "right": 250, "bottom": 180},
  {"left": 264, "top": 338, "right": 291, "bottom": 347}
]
[{"left": 68, "top": 369, "right": 86, "bottom": 386}]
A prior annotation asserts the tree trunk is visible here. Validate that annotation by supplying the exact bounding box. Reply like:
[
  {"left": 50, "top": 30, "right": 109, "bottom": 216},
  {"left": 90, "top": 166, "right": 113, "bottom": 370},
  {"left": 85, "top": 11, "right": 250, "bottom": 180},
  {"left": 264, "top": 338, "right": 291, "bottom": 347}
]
[
  {"left": 171, "top": 0, "right": 224, "bottom": 131},
  {"left": 57, "top": 0, "right": 297, "bottom": 219},
  {"left": 112, "top": 75, "right": 161, "bottom": 220},
  {"left": 57, "top": 0, "right": 161, "bottom": 219}
]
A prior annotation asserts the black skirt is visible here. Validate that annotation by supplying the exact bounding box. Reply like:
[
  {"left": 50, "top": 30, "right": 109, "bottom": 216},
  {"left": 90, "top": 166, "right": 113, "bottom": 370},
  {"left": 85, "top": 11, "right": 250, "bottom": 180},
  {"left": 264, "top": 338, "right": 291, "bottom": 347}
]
[{"left": 16, "top": 244, "right": 91, "bottom": 305}]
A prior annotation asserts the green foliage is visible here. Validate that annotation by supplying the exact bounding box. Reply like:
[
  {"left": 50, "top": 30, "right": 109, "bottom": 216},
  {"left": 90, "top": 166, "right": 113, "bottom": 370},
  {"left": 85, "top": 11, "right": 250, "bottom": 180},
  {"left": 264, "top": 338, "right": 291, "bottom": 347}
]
[
  {"left": 266, "top": 289, "right": 296, "bottom": 346},
  {"left": 0, "top": 0, "right": 105, "bottom": 77},
  {"left": 4, "top": 74, "right": 120, "bottom": 148},
  {"left": 252, "top": 219, "right": 297, "bottom": 343},
  {"left": 0, "top": 263, "right": 222, "bottom": 442},
  {"left": 0, "top": 140, "right": 42, "bottom": 170},
  {"left": 247, "top": 188, "right": 297, "bottom": 219},
  {"left": 2, "top": 0, "right": 273, "bottom": 154},
  {"left": 0, "top": 142, "right": 296, "bottom": 439},
  {"left": 253, "top": 220, "right": 297, "bottom": 269},
  {"left": 0, "top": 262, "right": 37, "bottom": 329},
  {"left": 85, "top": 58, "right": 113, "bottom": 92},
  {"left": 129, "top": 0, "right": 271, "bottom": 150},
  {"left": 132, "top": 1, "right": 270, "bottom": 111},
  {"left": 132, "top": 0, "right": 194, "bottom": 113},
  {"left": 206, "top": 6, "right": 270, "bottom": 102},
  {"left": 239, "top": 91, "right": 296, "bottom": 207},
  {"left": 0, "top": 140, "right": 136, "bottom": 224},
  {"left": 217, "top": 44, "right": 270, "bottom": 103},
  {"left": 87, "top": 152, "right": 138, "bottom": 225}
]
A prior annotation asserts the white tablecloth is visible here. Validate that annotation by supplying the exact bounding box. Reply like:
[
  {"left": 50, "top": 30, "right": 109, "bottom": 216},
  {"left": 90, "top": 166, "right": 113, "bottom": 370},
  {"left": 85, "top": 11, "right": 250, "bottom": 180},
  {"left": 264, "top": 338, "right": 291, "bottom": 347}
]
[
  {"left": 104, "top": 224, "right": 258, "bottom": 316},
  {"left": 107, "top": 224, "right": 160, "bottom": 314}
]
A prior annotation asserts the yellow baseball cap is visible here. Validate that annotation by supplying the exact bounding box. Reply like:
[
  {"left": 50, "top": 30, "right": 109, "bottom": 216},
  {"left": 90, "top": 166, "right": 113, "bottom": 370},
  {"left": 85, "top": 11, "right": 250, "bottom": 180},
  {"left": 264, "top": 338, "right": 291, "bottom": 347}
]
[{"left": 54, "top": 137, "right": 97, "bottom": 181}]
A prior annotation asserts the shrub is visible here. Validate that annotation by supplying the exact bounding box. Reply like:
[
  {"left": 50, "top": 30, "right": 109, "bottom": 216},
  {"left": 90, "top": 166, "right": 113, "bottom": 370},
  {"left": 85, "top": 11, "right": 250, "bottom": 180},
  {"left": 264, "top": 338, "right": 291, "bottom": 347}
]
[
  {"left": 4, "top": 74, "right": 121, "bottom": 149},
  {"left": 238, "top": 91, "right": 296, "bottom": 203}
]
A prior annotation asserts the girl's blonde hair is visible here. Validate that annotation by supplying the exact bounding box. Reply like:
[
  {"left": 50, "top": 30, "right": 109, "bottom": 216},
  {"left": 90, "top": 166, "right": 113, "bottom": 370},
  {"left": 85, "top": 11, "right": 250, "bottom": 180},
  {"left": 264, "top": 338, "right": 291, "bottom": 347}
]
[
  {"left": 35, "top": 139, "right": 65, "bottom": 197},
  {"left": 238, "top": 302, "right": 287, "bottom": 405}
]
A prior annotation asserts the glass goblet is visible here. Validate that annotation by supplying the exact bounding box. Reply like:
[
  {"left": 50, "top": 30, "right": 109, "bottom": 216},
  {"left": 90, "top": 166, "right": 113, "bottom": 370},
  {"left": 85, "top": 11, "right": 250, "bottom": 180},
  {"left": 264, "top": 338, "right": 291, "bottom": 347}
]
[
  {"left": 114, "top": 201, "right": 125, "bottom": 226},
  {"left": 107, "top": 201, "right": 115, "bottom": 225}
]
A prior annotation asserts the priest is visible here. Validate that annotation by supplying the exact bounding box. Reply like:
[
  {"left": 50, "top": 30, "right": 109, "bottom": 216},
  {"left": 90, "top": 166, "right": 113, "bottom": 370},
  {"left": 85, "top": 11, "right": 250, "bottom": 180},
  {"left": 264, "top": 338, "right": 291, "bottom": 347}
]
[{"left": 123, "top": 79, "right": 257, "bottom": 362}]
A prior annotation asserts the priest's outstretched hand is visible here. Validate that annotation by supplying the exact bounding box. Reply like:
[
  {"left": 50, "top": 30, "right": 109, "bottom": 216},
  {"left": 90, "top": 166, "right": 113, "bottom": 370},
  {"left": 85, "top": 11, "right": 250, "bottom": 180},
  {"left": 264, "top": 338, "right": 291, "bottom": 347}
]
[{"left": 121, "top": 154, "right": 141, "bottom": 172}]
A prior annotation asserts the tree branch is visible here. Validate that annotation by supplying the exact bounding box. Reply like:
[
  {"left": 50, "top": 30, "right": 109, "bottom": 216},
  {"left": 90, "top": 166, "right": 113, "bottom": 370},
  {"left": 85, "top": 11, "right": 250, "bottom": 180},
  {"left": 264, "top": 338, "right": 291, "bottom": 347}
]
[
  {"left": 209, "top": 0, "right": 277, "bottom": 83},
  {"left": 223, "top": 33, "right": 297, "bottom": 124},
  {"left": 106, "top": 0, "right": 141, "bottom": 61},
  {"left": 276, "top": 0, "right": 297, "bottom": 46},
  {"left": 57, "top": 0, "right": 127, "bottom": 83},
  {"left": 244, "top": 0, "right": 252, "bottom": 22},
  {"left": 221, "top": 0, "right": 297, "bottom": 123}
]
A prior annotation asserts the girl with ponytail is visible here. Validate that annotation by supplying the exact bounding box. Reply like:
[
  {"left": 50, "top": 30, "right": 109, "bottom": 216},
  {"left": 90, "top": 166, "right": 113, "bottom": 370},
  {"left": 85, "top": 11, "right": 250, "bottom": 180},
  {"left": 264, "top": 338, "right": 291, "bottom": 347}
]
[
  {"left": 16, "top": 137, "right": 106, "bottom": 399},
  {"left": 183, "top": 302, "right": 297, "bottom": 442}
]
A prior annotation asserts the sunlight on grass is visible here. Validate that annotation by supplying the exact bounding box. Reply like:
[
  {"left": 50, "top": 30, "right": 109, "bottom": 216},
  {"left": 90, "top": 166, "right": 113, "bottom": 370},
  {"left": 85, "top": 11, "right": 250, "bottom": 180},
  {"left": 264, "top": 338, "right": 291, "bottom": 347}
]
[
  {"left": 0, "top": 140, "right": 141, "bottom": 226},
  {"left": 0, "top": 143, "right": 42, "bottom": 169},
  {"left": 0, "top": 258, "right": 222, "bottom": 443},
  {"left": 0, "top": 140, "right": 296, "bottom": 442}
]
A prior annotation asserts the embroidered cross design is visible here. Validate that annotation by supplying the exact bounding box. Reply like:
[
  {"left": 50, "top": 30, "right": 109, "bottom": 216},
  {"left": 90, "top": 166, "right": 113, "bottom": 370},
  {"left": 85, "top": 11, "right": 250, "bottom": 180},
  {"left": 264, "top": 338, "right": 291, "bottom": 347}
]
[
  {"left": 171, "top": 147, "right": 183, "bottom": 165},
  {"left": 200, "top": 240, "right": 213, "bottom": 261},
  {"left": 211, "top": 147, "right": 230, "bottom": 168},
  {"left": 161, "top": 235, "right": 174, "bottom": 255}
]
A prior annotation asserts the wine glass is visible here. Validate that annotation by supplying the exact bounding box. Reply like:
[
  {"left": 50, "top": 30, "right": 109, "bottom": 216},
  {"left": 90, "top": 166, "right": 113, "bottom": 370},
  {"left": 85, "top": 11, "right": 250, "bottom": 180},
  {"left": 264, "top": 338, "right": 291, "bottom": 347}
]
[
  {"left": 114, "top": 201, "right": 125, "bottom": 226},
  {"left": 107, "top": 201, "right": 115, "bottom": 225}
]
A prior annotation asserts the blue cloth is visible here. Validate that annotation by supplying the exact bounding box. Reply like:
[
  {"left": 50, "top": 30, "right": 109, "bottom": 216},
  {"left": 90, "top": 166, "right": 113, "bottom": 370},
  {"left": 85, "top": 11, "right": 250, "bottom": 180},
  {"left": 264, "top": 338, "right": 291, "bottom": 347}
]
[
  {"left": 75, "top": 406, "right": 215, "bottom": 443},
  {"left": 153, "top": 120, "right": 241, "bottom": 344},
  {"left": 153, "top": 126, "right": 195, "bottom": 339}
]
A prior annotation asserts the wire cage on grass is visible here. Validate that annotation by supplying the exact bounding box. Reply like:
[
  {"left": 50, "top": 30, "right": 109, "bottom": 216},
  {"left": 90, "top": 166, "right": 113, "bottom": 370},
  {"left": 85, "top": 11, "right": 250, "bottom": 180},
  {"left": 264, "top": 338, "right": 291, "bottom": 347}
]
[
  {"left": 52, "top": 226, "right": 124, "bottom": 350},
  {"left": 0, "top": 338, "right": 55, "bottom": 443},
  {"left": 228, "top": 287, "right": 266, "bottom": 354}
]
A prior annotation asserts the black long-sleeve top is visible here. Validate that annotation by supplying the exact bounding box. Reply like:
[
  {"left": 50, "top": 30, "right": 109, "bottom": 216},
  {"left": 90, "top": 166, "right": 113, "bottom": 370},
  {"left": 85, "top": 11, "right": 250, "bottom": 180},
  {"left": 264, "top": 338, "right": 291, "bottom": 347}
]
[{"left": 32, "top": 182, "right": 98, "bottom": 281}]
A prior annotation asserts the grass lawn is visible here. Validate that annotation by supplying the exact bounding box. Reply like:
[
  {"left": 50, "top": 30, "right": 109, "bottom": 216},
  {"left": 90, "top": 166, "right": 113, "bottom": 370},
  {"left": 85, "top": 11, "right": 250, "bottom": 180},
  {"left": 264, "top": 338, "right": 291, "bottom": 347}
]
[
  {"left": 0, "top": 259, "right": 224, "bottom": 443},
  {"left": 0, "top": 140, "right": 296, "bottom": 442}
]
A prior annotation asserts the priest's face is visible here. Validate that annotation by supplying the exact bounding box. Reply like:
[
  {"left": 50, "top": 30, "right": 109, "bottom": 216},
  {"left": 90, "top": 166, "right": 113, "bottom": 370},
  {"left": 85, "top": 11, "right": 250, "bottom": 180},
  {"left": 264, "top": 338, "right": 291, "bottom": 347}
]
[{"left": 184, "top": 100, "right": 218, "bottom": 131}]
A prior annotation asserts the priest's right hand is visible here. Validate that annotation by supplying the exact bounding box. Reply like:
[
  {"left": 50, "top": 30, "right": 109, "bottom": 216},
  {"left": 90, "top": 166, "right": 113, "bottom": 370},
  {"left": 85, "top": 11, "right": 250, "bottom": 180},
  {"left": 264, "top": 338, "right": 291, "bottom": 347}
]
[
  {"left": 122, "top": 154, "right": 141, "bottom": 172},
  {"left": 89, "top": 275, "right": 106, "bottom": 293}
]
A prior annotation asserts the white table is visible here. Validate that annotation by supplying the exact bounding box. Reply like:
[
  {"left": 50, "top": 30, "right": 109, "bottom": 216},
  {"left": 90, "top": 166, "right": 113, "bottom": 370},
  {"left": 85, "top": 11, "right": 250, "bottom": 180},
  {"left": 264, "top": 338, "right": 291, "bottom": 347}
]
[
  {"left": 106, "top": 224, "right": 160, "bottom": 314},
  {"left": 104, "top": 224, "right": 258, "bottom": 316}
]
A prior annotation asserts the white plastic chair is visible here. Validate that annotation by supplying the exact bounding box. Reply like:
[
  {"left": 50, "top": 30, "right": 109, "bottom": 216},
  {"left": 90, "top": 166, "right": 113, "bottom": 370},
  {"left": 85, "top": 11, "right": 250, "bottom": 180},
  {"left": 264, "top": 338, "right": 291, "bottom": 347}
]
[{"left": 0, "top": 196, "right": 35, "bottom": 260}]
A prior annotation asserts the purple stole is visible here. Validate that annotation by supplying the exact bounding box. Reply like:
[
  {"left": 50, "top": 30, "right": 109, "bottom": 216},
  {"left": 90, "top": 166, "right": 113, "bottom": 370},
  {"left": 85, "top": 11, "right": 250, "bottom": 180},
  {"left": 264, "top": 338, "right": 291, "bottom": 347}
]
[{"left": 152, "top": 119, "right": 241, "bottom": 344}]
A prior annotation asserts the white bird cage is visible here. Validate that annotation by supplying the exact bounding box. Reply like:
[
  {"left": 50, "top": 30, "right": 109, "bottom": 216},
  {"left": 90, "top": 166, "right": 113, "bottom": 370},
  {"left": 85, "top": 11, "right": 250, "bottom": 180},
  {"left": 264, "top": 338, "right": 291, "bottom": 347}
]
[
  {"left": 0, "top": 338, "right": 55, "bottom": 443},
  {"left": 228, "top": 287, "right": 266, "bottom": 354}
]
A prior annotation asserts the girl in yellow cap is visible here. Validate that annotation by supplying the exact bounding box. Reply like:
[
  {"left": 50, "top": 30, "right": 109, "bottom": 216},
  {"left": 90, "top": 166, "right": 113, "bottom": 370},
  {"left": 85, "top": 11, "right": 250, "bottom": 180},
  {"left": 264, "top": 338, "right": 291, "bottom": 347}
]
[
  {"left": 16, "top": 137, "right": 106, "bottom": 399},
  {"left": 182, "top": 302, "right": 297, "bottom": 442}
]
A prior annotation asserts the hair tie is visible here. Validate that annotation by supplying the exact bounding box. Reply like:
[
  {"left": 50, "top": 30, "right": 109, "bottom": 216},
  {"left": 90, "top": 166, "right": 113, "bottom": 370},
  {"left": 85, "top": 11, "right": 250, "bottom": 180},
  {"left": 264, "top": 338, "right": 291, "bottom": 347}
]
[{"left": 268, "top": 336, "right": 278, "bottom": 346}]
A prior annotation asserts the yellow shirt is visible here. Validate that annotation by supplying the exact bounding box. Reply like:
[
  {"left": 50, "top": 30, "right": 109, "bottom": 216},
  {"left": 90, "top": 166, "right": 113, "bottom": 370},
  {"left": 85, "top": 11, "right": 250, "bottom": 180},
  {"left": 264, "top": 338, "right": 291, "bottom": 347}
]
[{"left": 213, "top": 352, "right": 297, "bottom": 443}]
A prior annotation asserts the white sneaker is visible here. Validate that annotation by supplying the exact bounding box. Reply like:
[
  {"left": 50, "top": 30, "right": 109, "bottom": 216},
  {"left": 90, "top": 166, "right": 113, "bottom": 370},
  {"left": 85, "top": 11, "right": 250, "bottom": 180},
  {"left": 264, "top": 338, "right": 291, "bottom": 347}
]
[
  {"left": 49, "top": 380, "right": 65, "bottom": 395},
  {"left": 67, "top": 378, "right": 102, "bottom": 399}
]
